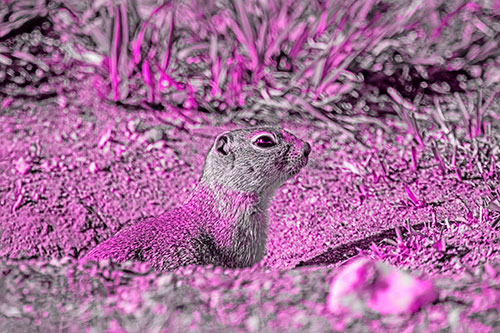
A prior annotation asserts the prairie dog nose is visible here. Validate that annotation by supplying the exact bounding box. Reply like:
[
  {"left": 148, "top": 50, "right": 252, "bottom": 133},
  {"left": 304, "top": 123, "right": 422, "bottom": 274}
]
[{"left": 303, "top": 142, "right": 311, "bottom": 158}]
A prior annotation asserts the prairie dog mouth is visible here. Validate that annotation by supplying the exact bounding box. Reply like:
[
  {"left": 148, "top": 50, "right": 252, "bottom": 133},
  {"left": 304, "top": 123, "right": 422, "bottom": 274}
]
[
  {"left": 284, "top": 148, "right": 310, "bottom": 178},
  {"left": 289, "top": 141, "right": 310, "bottom": 165}
]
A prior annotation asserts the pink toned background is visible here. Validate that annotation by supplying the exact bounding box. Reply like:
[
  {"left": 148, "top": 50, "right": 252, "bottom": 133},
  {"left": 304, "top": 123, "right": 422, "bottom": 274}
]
[{"left": 0, "top": 0, "right": 499, "bottom": 331}]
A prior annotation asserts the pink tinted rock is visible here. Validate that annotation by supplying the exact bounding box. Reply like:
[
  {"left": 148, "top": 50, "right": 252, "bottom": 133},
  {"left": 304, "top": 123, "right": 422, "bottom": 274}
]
[
  {"left": 98, "top": 128, "right": 112, "bottom": 148},
  {"left": 89, "top": 162, "right": 99, "bottom": 174},
  {"left": 327, "top": 257, "right": 437, "bottom": 315},
  {"left": 14, "top": 157, "right": 30, "bottom": 174}
]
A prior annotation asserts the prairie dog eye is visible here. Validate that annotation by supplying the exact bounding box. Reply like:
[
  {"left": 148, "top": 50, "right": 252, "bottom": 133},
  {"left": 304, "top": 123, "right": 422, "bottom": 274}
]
[{"left": 254, "top": 135, "right": 276, "bottom": 148}]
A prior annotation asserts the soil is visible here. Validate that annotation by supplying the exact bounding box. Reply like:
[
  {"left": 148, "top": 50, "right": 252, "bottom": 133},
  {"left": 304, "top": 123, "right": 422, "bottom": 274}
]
[{"left": 0, "top": 77, "right": 499, "bottom": 331}]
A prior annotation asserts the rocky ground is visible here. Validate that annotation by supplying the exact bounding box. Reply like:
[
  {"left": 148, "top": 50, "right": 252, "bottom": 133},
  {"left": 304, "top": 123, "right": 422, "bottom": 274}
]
[
  {"left": 1, "top": 0, "right": 500, "bottom": 331},
  {"left": 0, "top": 76, "right": 499, "bottom": 331}
]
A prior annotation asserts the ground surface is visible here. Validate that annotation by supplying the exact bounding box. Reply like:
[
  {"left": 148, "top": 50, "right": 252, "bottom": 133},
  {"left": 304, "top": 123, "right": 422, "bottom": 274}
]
[
  {"left": 0, "top": 74, "right": 499, "bottom": 331},
  {"left": 1, "top": 0, "right": 500, "bottom": 331}
]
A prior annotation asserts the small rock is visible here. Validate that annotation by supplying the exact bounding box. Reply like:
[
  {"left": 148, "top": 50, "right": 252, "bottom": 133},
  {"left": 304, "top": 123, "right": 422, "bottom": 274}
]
[
  {"left": 146, "top": 141, "right": 165, "bottom": 151},
  {"left": 327, "top": 257, "right": 437, "bottom": 315},
  {"left": 98, "top": 128, "right": 112, "bottom": 148},
  {"left": 246, "top": 315, "right": 260, "bottom": 332},
  {"left": 14, "top": 157, "right": 30, "bottom": 174},
  {"left": 144, "top": 128, "right": 164, "bottom": 143},
  {"left": 57, "top": 95, "right": 67, "bottom": 108},
  {"left": 89, "top": 162, "right": 99, "bottom": 174},
  {"left": 127, "top": 118, "right": 140, "bottom": 133}
]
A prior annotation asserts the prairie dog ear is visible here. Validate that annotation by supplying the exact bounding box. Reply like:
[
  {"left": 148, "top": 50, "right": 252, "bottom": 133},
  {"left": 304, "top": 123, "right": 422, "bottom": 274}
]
[{"left": 214, "top": 134, "right": 231, "bottom": 155}]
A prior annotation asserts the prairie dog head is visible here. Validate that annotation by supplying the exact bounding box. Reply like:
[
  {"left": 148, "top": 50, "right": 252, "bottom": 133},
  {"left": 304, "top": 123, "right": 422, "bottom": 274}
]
[{"left": 200, "top": 127, "right": 311, "bottom": 199}]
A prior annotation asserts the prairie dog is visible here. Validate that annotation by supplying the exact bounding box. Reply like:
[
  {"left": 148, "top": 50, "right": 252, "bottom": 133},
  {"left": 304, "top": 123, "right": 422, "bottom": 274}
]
[{"left": 83, "top": 127, "right": 311, "bottom": 270}]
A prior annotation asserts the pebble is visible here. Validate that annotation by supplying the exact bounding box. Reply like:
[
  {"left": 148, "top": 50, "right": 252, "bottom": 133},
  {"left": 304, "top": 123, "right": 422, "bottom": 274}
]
[
  {"left": 89, "top": 162, "right": 99, "bottom": 174},
  {"left": 14, "top": 157, "right": 30, "bottom": 174}
]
